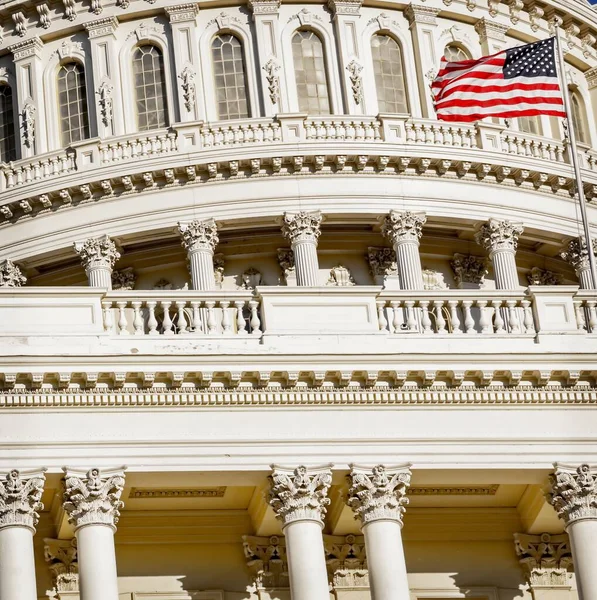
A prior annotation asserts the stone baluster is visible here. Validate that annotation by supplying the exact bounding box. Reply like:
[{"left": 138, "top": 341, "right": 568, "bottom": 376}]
[
  {"left": 44, "top": 538, "right": 79, "bottom": 595},
  {"left": 560, "top": 237, "right": 597, "bottom": 290},
  {"left": 475, "top": 219, "right": 524, "bottom": 289},
  {"left": 269, "top": 465, "right": 332, "bottom": 600},
  {"left": 0, "top": 469, "right": 46, "bottom": 600},
  {"left": 0, "top": 260, "right": 27, "bottom": 287},
  {"left": 281, "top": 211, "right": 322, "bottom": 287},
  {"left": 347, "top": 464, "right": 411, "bottom": 600},
  {"left": 381, "top": 211, "right": 426, "bottom": 290},
  {"left": 63, "top": 467, "right": 126, "bottom": 600},
  {"left": 178, "top": 219, "right": 219, "bottom": 290},
  {"left": 74, "top": 235, "right": 121, "bottom": 289},
  {"left": 547, "top": 464, "right": 597, "bottom": 600}
]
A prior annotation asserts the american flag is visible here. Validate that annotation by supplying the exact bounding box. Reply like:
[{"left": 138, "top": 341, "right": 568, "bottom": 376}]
[{"left": 432, "top": 38, "right": 566, "bottom": 122}]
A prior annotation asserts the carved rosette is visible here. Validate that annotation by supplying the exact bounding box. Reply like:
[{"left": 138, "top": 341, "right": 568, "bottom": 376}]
[
  {"left": 547, "top": 464, "right": 597, "bottom": 526},
  {"left": 243, "top": 535, "right": 289, "bottom": 589},
  {"left": 269, "top": 465, "right": 333, "bottom": 527},
  {"left": 44, "top": 538, "right": 79, "bottom": 592},
  {"left": 560, "top": 237, "right": 597, "bottom": 272},
  {"left": 450, "top": 253, "right": 489, "bottom": 286},
  {"left": 347, "top": 464, "right": 411, "bottom": 526},
  {"left": 475, "top": 219, "right": 524, "bottom": 255},
  {"left": 0, "top": 259, "right": 27, "bottom": 287},
  {"left": 281, "top": 211, "right": 322, "bottom": 246},
  {"left": 324, "top": 534, "right": 368, "bottom": 590},
  {"left": 514, "top": 533, "right": 572, "bottom": 588},
  {"left": 527, "top": 267, "right": 563, "bottom": 286},
  {"left": 178, "top": 219, "right": 219, "bottom": 254},
  {"left": 74, "top": 235, "right": 121, "bottom": 272},
  {"left": 0, "top": 469, "right": 46, "bottom": 530},
  {"left": 63, "top": 467, "right": 126, "bottom": 530},
  {"left": 381, "top": 211, "right": 426, "bottom": 247}
]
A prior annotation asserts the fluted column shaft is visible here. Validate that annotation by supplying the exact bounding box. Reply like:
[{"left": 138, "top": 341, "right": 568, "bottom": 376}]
[
  {"left": 269, "top": 465, "right": 332, "bottom": 600},
  {"left": 74, "top": 235, "right": 120, "bottom": 290},
  {"left": 0, "top": 469, "right": 45, "bottom": 600},
  {"left": 548, "top": 464, "right": 597, "bottom": 600},
  {"left": 381, "top": 211, "right": 426, "bottom": 290},
  {"left": 63, "top": 468, "right": 126, "bottom": 600},
  {"left": 282, "top": 211, "right": 322, "bottom": 287},
  {"left": 561, "top": 238, "right": 597, "bottom": 290},
  {"left": 178, "top": 219, "right": 219, "bottom": 291},
  {"left": 348, "top": 465, "right": 412, "bottom": 600},
  {"left": 490, "top": 250, "right": 519, "bottom": 289}
]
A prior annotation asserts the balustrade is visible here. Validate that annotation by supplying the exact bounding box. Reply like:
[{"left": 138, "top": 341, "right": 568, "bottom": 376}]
[
  {"left": 404, "top": 119, "right": 477, "bottom": 148},
  {"left": 99, "top": 131, "right": 178, "bottom": 164},
  {"left": 303, "top": 117, "right": 382, "bottom": 142},
  {"left": 499, "top": 131, "right": 566, "bottom": 162},
  {"left": 2, "top": 149, "right": 76, "bottom": 189},
  {"left": 574, "top": 292, "right": 597, "bottom": 334},
  {"left": 200, "top": 118, "right": 282, "bottom": 148}
]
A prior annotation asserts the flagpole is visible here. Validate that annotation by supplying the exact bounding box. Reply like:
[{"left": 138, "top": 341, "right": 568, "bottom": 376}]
[{"left": 555, "top": 24, "right": 597, "bottom": 290}]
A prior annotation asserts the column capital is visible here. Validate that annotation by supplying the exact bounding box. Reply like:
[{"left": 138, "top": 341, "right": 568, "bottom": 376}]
[
  {"left": 404, "top": 4, "right": 440, "bottom": 27},
  {"left": 247, "top": 0, "right": 280, "bottom": 15},
  {"left": 243, "top": 534, "right": 288, "bottom": 589},
  {"left": 74, "top": 234, "right": 121, "bottom": 272},
  {"left": 164, "top": 4, "right": 199, "bottom": 23},
  {"left": 475, "top": 218, "right": 524, "bottom": 254},
  {"left": 450, "top": 253, "right": 489, "bottom": 286},
  {"left": 327, "top": 0, "right": 362, "bottom": 17},
  {"left": 586, "top": 66, "right": 597, "bottom": 90},
  {"left": 0, "top": 259, "right": 26, "bottom": 287},
  {"left": 560, "top": 237, "right": 597, "bottom": 272},
  {"left": 83, "top": 16, "right": 118, "bottom": 38},
  {"left": 178, "top": 218, "right": 219, "bottom": 253},
  {"left": 367, "top": 247, "right": 397, "bottom": 277},
  {"left": 514, "top": 532, "right": 572, "bottom": 588},
  {"left": 0, "top": 468, "right": 46, "bottom": 531},
  {"left": 44, "top": 538, "right": 79, "bottom": 593},
  {"left": 474, "top": 18, "right": 509, "bottom": 44},
  {"left": 63, "top": 467, "right": 126, "bottom": 530},
  {"left": 281, "top": 211, "right": 323, "bottom": 245},
  {"left": 347, "top": 464, "right": 411, "bottom": 526},
  {"left": 324, "top": 534, "right": 368, "bottom": 590},
  {"left": 269, "top": 464, "right": 333, "bottom": 527},
  {"left": 547, "top": 463, "right": 597, "bottom": 526},
  {"left": 8, "top": 37, "right": 43, "bottom": 60},
  {"left": 381, "top": 211, "right": 426, "bottom": 246}
]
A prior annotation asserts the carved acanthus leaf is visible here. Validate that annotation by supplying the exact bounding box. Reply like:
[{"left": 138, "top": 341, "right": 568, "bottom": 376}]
[
  {"left": 527, "top": 267, "right": 563, "bottom": 286},
  {"left": 367, "top": 247, "right": 397, "bottom": 277},
  {"left": 243, "top": 535, "right": 288, "bottom": 589},
  {"left": 560, "top": 237, "right": 597, "bottom": 272},
  {"left": 0, "top": 469, "right": 46, "bottom": 529},
  {"left": 111, "top": 267, "right": 136, "bottom": 290},
  {"left": 44, "top": 538, "right": 79, "bottom": 592},
  {"left": 514, "top": 533, "right": 572, "bottom": 588},
  {"left": 475, "top": 219, "right": 524, "bottom": 254},
  {"left": 381, "top": 211, "right": 426, "bottom": 245},
  {"left": 263, "top": 58, "right": 281, "bottom": 105},
  {"left": 0, "top": 259, "right": 27, "bottom": 287},
  {"left": 282, "top": 211, "right": 322, "bottom": 245},
  {"left": 324, "top": 534, "right": 368, "bottom": 589},
  {"left": 450, "top": 253, "right": 489, "bottom": 286},
  {"left": 547, "top": 464, "right": 597, "bottom": 525},
  {"left": 346, "top": 60, "right": 363, "bottom": 105},
  {"left": 178, "top": 219, "right": 219, "bottom": 253},
  {"left": 74, "top": 235, "right": 121, "bottom": 271}
]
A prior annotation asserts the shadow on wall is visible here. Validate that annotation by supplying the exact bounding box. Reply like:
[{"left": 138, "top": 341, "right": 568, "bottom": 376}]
[{"left": 449, "top": 574, "right": 526, "bottom": 600}]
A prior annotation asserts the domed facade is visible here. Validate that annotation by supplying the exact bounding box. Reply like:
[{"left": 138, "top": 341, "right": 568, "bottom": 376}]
[{"left": 0, "top": 0, "right": 597, "bottom": 598}]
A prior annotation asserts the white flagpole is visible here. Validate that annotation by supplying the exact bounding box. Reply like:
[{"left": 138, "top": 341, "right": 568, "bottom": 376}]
[{"left": 555, "top": 25, "right": 597, "bottom": 289}]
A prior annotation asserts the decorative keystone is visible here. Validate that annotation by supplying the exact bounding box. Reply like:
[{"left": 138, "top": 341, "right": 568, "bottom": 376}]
[
  {"left": 0, "top": 469, "right": 46, "bottom": 530},
  {"left": 347, "top": 464, "right": 411, "bottom": 526},
  {"left": 63, "top": 467, "right": 126, "bottom": 530},
  {"left": 73, "top": 235, "right": 120, "bottom": 272},
  {"left": 0, "top": 259, "right": 26, "bottom": 287},
  {"left": 44, "top": 538, "right": 79, "bottom": 592},
  {"left": 475, "top": 219, "right": 524, "bottom": 254},
  {"left": 269, "top": 465, "right": 333, "bottom": 527},
  {"left": 450, "top": 253, "right": 489, "bottom": 286},
  {"left": 514, "top": 533, "right": 572, "bottom": 588},
  {"left": 547, "top": 464, "right": 597, "bottom": 526},
  {"left": 381, "top": 211, "right": 426, "bottom": 246},
  {"left": 560, "top": 237, "right": 597, "bottom": 272},
  {"left": 281, "top": 211, "right": 322, "bottom": 245},
  {"left": 178, "top": 218, "right": 219, "bottom": 254}
]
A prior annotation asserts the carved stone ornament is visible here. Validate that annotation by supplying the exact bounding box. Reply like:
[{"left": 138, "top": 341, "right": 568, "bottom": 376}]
[
  {"left": 111, "top": 267, "right": 136, "bottom": 290},
  {"left": 263, "top": 58, "right": 281, "bottom": 105},
  {"left": 327, "top": 265, "right": 356, "bottom": 287},
  {"left": 96, "top": 79, "right": 114, "bottom": 127},
  {"left": 346, "top": 60, "right": 363, "bottom": 105},
  {"left": 277, "top": 248, "right": 295, "bottom": 283},
  {"left": 153, "top": 278, "right": 174, "bottom": 290},
  {"left": 422, "top": 269, "right": 448, "bottom": 290},
  {"left": 324, "top": 534, "right": 368, "bottom": 590},
  {"left": 178, "top": 219, "right": 219, "bottom": 254},
  {"left": 214, "top": 253, "right": 225, "bottom": 288},
  {"left": 560, "top": 237, "right": 597, "bottom": 272},
  {"left": 178, "top": 65, "right": 196, "bottom": 113},
  {"left": 0, "top": 259, "right": 26, "bottom": 287},
  {"left": 450, "top": 253, "right": 489, "bottom": 286},
  {"left": 527, "top": 267, "right": 563, "bottom": 286},
  {"left": 327, "top": 0, "right": 362, "bottom": 16},
  {"left": 381, "top": 211, "right": 426, "bottom": 246},
  {"left": 0, "top": 469, "right": 46, "bottom": 530},
  {"left": 547, "top": 464, "right": 597, "bottom": 525},
  {"left": 63, "top": 467, "right": 126, "bottom": 529},
  {"left": 247, "top": 0, "right": 281, "bottom": 15},
  {"left": 22, "top": 100, "right": 36, "bottom": 149},
  {"left": 74, "top": 235, "right": 121, "bottom": 272},
  {"left": 475, "top": 219, "right": 524, "bottom": 254},
  {"left": 367, "top": 247, "right": 397, "bottom": 277},
  {"left": 281, "top": 211, "right": 322, "bottom": 245},
  {"left": 241, "top": 267, "right": 262, "bottom": 290},
  {"left": 347, "top": 464, "right": 411, "bottom": 526},
  {"left": 514, "top": 533, "right": 572, "bottom": 588},
  {"left": 269, "top": 465, "right": 333, "bottom": 527},
  {"left": 44, "top": 538, "right": 79, "bottom": 593},
  {"left": 243, "top": 535, "right": 289, "bottom": 589}
]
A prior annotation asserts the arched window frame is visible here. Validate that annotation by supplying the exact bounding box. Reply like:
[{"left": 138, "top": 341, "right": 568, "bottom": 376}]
[
  {"left": 443, "top": 42, "right": 472, "bottom": 62},
  {"left": 568, "top": 85, "right": 592, "bottom": 146},
  {"left": 43, "top": 41, "right": 95, "bottom": 151},
  {"left": 361, "top": 21, "right": 420, "bottom": 117},
  {"left": 0, "top": 67, "right": 18, "bottom": 162},
  {"left": 199, "top": 18, "right": 260, "bottom": 122},
  {"left": 281, "top": 15, "right": 342, "bottom": 115},
  {"left": 119, "top": 27, "right": 176, "bottom": 134}
]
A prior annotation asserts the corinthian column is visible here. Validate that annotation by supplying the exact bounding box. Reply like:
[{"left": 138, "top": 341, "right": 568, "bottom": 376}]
[
  {"left": 178, "top": 219, "right": 219, "bottom": 290},
  {"left": 63, "top": 467, "right": 126, "bottom": 600},
  {"left": 281, "top": 211, "right": 322, "bottom": 286},
  {"left": 74, "top": 235, "right": 121, "bottom": 289},
  {"left": 269, "top": 465, "right": 332, "bottom": 600},
  {"left": 560, "top": 238, "right": 597, "bottom": 290},
  {"left": 347, "top": 465, "right": 411, "bottom": 600},
  {"left": 475, "top": 219, "right": 524, "bottom": 289},
  {"left": 0, "top": 469, "right": 46, "bottom": 600},
  {"left": 547, "top": 464, "right": 597, "bottom": 600},
  {"left": 381, "top": 211, "right": 426, "bottom": 290}
]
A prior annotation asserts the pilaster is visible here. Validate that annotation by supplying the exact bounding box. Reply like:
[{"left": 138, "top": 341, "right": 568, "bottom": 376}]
[
  {"left": 74, "top": 234, "right": 121, "bottom": 289},
  {"left": 560, "top": 238, "right": 597, "bottom": 290},
  {"left": 474, "top": 18, "right": 510, "bottom": 55},
  {"left": 0, "top": 259, "right": 26, "bottom": 287},
  {"left": 178, "top": 218, "right": 219, "bottom": 290},
  {"left": 281, "top": 211, "right": 322, "bottom": 286}
]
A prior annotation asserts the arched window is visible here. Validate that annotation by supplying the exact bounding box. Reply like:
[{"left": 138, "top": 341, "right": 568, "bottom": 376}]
[
  {"left": 0, "top": 84, "right": 16, "bottom": 162},
  {"left": 292, "top": 30, "right": 331, "bottom": 115},
  {"left": 571, "top": 90, "right": 589, "bottom": 144},
  {"left": 57, "top": 62, "right": 90, "bottom": 146},
  {"left": 371, "top": 34, "right": 408, "bottom": 114},
  {"left": 444, "top": 44, "right": 471, "bottom": 62},
  {"left": 133, "top": 45, "right": 169, "bottom": 131},
  {"left": 211, "top": 33, "right": 250, "bottom": 120}
]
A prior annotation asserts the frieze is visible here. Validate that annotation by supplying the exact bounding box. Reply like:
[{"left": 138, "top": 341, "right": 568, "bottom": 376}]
[
  {"left": 84, "top": 16, "right": 119, "bottom": 37},
  {"left": 129, "top": 486, "right": 226, "bottom": 498},
  {"left": 9, "top": 37, "right": 43, "bottom": 60}
]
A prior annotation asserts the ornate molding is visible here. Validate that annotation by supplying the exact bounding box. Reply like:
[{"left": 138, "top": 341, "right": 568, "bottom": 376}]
[
  {"left": 247, "top": 0, "right": 281, "bottom": 15},
  {"left": 327, "top": 265, "right": 355, "bottom": 287},
  {"left": 277, "top": 248, "right": 295, "bottom": 284},
  {"left": 367, "top": 247, "right": 397, "bottom": 279},
  {"left": 324, "top": 534, "right": 368, "bottom": 589},
  {"left": 347, "top": 464, "right": 411, "bottom": 526},
  {"left": 327, "top": 0, "right": 362, "bottom": 16},
  {"left": 381, "top": 211, "right": 426, "bottom": 246},
  {"left": 450, "top": 254, "right": 489, "bottom": 286},
  {"left": 269, "top": 465, "right": 333, "bottom": 527},
  {"left": 422, "top": 269, "right": 447, "bottom": 290},
  {"left": 263, "top": 58, "right": 281, "bottom": 105},
  {"left": 44, "top": 538, "right": 78, "bottom": 593},
  {"left": 547, "top": 464, "right": 597, "bottom": 526},
  {"left": 474, "top": 18, "right": 509, "bottom": 44},
  {"left": 404, "top": 4, "right": 440, "bottom": 26},
  {"left": 560, "top": 237, "right": 597, "bottom": 272},
  {"left": 281, "top": 211, "right": 322, "bottom": 245},
  {"left": 514, "top": 533, "right": 572, "bottom": 588},
  {"left": 0, "top": 469, "right": 45, "bottom": 530},
  {"left": 96, "top": 79, "right": 114, "bottom": 127},
  {"left": 346, "top": 60, "right": 363, "bottom": 105},
  {"left": 129, "top": 486, "right": 225, "bottom": 498},
  {"left": 8, "top": 37, "right": 43, "bottom": 60},
  {"left": 74, "top": 235, "right": 121, "bottom": 272},
  {"left": 165, "top": 3, "right": 199, "bottom": 22},
  {"left": 475, "top": 219, "right": 524, "bottom": 254},
  {"left": 63, "top": 467, "right": 126, "bottom": 529},
  {"left": 243, "top": 535, "right": 288, "bottom": 589},
  {"left": 84, "top": 16, "right": 118, "bottom": 37},
  {"left": 21, "top": 100, "right": 36, "bottom": 149},
  {"left": 178, "top": 219, "right": 219, "bottom": 254},
  {"left": 408, "top": 485, "right": 498, "bottom": 495},
  {"left": 178, "top": 65, "right": 196, "bottom": 113},
  {"left": 0, "top": 259, "right": 26, "bottom": 287},
  {"left": 111, "top": 267, "right": 136, "bottom": 290},
  {"left": 586, "top": 67, "right": 597, "bottom": 91},
  {"left": 527, "top": 267, "right": 563, "bottom": 286}
]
